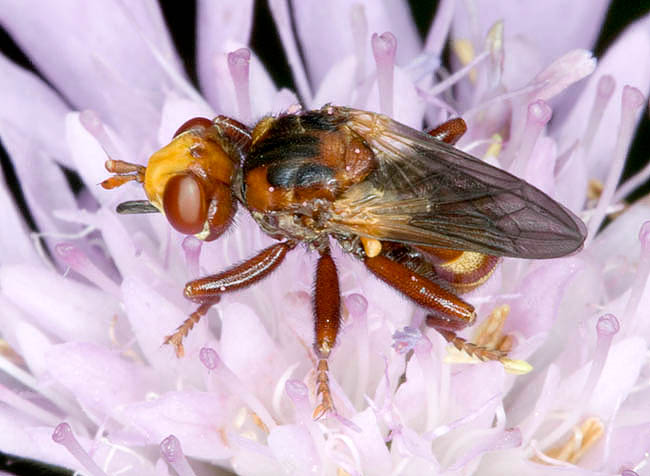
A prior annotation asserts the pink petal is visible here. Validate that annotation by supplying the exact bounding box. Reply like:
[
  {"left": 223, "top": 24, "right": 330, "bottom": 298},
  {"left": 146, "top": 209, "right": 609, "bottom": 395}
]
[
  {"left": 157, "top": 97, "right": 215, "bottom": 145},
  {"left": 267, "top": 424, "right": 321, "bottom": 474},
  {"left": 502, "top": 257, "right": 584, "bottom": 339},
  {"left": 588, "top": 337, "right": 645, "bottom": 419},
  {"left": 10, "top": 318, "right": 54, "bottom": 379},
  {"left": 553, "top": 15, "right": 650, "bottom": 181},
  {"left": 448, "top": 362, "right": 505, "bottom": 427},
  {"left": 121, "top": 276, "right": 211, "bottom": 378},
  {"left": 196, "top": 0, "right": 254, "bottom": 108},
  {"left": 117, "top": 391, "right": 232, "bottom": 460},
  {"left": 451, "top": 0, "right": 609, "bottom": 69},
  {"left": 0, "top": 124, "right": 79, "bottom": 240},
  {"left": 220, "top": 302, "right": 289, "bottom": 396},
  {"left": 0, "top": 264, "right": 120, "bottom": 345},
  {"left": 292, "top": 0, "right": 421, "bottom": 92},
  {"left": 597, "top": 423, "right": 650, "bottom": 473},
  {"left": 0, "top": 406, "right": 79, "bottom": 471},
  {"left": 0, "top": 1, "right": 188, "bottom": 148},
  {"left": 0, "top": 175, "right": 40, "bottom": 265},
  {"left": 230, "top": 437, "right": 284, "bottom": 475},
  {"left": 0, "top": 54, "right": 71, "bottom": 167},
  {"left": 532, "top": 50, "right": 596, "bottom": 102},
  {"left": 47, "top": 342, "right": 159, "bottom": 424},
  {"left": 65, "top": 112, "right": 127, "bottom": 208},
  {"left": 523, "top": 136, "right": 557, "bottom": 196},
  {"left": 348, "top": 408, "right": 392, "bottom": 474}
]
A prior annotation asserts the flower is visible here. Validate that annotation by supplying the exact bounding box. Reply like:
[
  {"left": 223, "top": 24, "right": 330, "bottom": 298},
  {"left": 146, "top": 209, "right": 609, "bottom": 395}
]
[{"left": 1, "top": 1, "right": 650, "bottom": 475}]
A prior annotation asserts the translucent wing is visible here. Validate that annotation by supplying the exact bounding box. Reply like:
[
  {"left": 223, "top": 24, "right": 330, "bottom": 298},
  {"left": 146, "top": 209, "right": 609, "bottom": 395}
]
[{"left": 328, "top": 109, "right": 586, "bottom": 258}]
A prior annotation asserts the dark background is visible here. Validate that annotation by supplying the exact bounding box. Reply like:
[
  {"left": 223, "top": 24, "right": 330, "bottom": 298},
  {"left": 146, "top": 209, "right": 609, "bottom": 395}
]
[{"left": 0, "top": 1, "right": 649, "bottom": 474}]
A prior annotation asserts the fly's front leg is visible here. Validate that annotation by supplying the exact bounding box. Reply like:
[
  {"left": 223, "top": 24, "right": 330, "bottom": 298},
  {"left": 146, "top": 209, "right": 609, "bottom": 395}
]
[
  {"left": 364, "top": 255, "right": 507, "bottom": 362},
  {"left": 312, "top": 249, "right": 341, "bottom": 419},
  {"left": 166, "top": 241, "right": 294, "bottom": 357}
]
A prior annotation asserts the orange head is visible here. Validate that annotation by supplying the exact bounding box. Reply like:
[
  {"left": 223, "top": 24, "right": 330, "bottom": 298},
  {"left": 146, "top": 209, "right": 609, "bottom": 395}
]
[{"left": 102, "top": 116, "right": 251, "bottom": 241}]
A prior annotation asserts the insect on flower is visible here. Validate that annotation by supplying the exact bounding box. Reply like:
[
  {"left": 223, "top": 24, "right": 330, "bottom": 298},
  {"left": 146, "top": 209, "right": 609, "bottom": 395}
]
[{"left": 102, "top": 105, "right": 587, "bottom": 418}]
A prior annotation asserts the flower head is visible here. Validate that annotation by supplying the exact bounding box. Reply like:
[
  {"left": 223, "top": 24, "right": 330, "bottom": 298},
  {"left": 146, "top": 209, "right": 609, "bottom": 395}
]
[{"left": 1, "top": 2, "right": 650, "bottom": 475}]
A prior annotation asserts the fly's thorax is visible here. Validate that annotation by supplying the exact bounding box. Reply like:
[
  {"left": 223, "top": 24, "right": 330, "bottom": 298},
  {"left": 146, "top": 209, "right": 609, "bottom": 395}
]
[{"left": 242, "top": 110, "right": 378, "bottom": 214}]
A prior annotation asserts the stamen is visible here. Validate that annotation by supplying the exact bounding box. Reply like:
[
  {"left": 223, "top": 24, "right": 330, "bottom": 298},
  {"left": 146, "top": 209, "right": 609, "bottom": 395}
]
[
  {"left": 452, "top": 39, "right": 477, "bottom": 83},
  {"left": 227, "top": 48, "right": 252, "bottom": 124},
  {"left": 160, "top": 435, "right": 197, "bottom": 476},
  {"left": 587, "top": 86, "right": 645, "bottom": 244},
  {"left": 200, "top": 347, "right": 275, "bottom": 431},
  {"left": 485, "top": 21, "right": 504, "bottom": 89},
  {"left": 285, "top": 379, "right": 311, "bottom": 421},
  {"left": 510, "top": 100, "right": 552, "bottom": 175},
  {"left": 425, "top": 50, "right": 489, "bottom": 98},
  {"left": 582, "top": 75, "right": 616, "bottom": 155},
  {"left": 181, "top": 236, "right": 202, "bottom": 279},
  {"left": 424, "top": 0, "right": 456, "bottom": 56},
  {"left": 52, "top": 423, "right": 108, "bottom": 476},
  {"left": 541, "top": 417, "right": 604, "bottom": 464},
  {"left": 580, "top": 314, "right": 619, "bottom": 401},
  {"left": 349, "top": 4, "right": 367, "bottom": 85},
  {"left": 392, "top": 326, "right": 422, "bottom": 354},
  {"left": 79, "top": 110, "right": 123, "bottom": 161},
  {"left": 622, "top": 222, "right": 650, "bottom": 335},
  {"left": 55, "top": 242, "right": 120, "bottom": 296},
  {"left": 483, "top": 134, "right": 503, "bottom": 160},
  {"left": 371, "top": 32, "right": 397, "bottom": 117},
  {"left": 473, "top": 304, "right": 510, "bottom": 349}
]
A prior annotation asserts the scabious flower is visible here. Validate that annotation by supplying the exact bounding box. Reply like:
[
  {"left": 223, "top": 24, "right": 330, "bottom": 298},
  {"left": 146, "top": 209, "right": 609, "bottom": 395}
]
[{"left": 0, "top": 1, "right": 649, "bottom": 475}]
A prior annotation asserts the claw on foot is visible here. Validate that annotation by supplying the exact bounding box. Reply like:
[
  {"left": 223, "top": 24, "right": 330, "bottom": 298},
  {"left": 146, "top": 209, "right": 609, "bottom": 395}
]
[
  {"left": 312, "top": 359, "right": 335, "bottom": 419},
  {"left": 163, "top": 299, "right": 218, "bottom": 358},
  {"left": 440, "top": 329, "right": 508, "bottom": 361}
]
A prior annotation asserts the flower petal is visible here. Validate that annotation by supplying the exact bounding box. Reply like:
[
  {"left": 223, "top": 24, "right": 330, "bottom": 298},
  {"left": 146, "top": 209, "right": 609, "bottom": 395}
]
[
  {"left": 451, "top": 0, "right": 609, "bottom": 68},
  {"left": 0, "top": 1, "right": 190, "bottom": 148},
  {"left": 0, "top": 264, "right": 120, "bottom": 345},
  {"left": 117, "top": 391, "right": 233, "bottom": 460},
  {"left": 0, "top": 54, "right": 71, "bottom": 167},
  {"left": 292, "top": 0, "right": 421, "bottom": 93},
  {"left": 47, "top": 342, "right": 159, "bottom": 423},
  {"left": 267, "top": 424, "right": 321, "bottom": 474},
  {"left": 553, "top": 14, "right": 650, "bottom": 180},
  {"left": 196, "top": 0, "right": 254, "bottom": 106}
]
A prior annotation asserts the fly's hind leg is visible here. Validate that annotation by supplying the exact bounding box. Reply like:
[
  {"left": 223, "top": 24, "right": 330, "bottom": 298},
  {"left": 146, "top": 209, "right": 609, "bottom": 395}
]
[
  {"left": 427, "top": 117, "right": 467, "bottom": 144},
  {"left": 364, "top": 253, "right": 508, "bottom": 364},
  {"left": 166, "top": 241, "right": 293, "bottom": 357}
]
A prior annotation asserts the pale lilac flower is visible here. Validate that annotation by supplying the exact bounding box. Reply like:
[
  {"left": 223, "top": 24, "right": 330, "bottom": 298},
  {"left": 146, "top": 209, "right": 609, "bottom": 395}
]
[{"left": 0, "top": 2, "right": 649, "bottom": 476}]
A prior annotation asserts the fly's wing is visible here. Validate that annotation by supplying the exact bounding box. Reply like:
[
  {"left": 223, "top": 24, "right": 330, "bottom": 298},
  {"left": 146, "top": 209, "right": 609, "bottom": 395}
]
[{"left": 328, "top": 109, "right": 586, "bottom": 258}]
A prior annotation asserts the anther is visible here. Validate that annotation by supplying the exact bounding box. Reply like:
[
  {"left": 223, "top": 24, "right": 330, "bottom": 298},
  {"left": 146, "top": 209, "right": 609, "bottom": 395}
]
[
  {"left": 52, "top": 422, "right": 108, "bottom": 476},
  {"left": 160, "top": 435, "right": 198, "bottom": 476}
]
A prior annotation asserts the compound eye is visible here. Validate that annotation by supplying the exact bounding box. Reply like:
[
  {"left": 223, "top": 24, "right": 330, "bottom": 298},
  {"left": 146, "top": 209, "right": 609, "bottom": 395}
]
[
  {"left": 173, "top": 117, "right": 213, "bottom": 138},
  {"left": 162, "top": 173, "right": 207, "bottom": 235}
]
